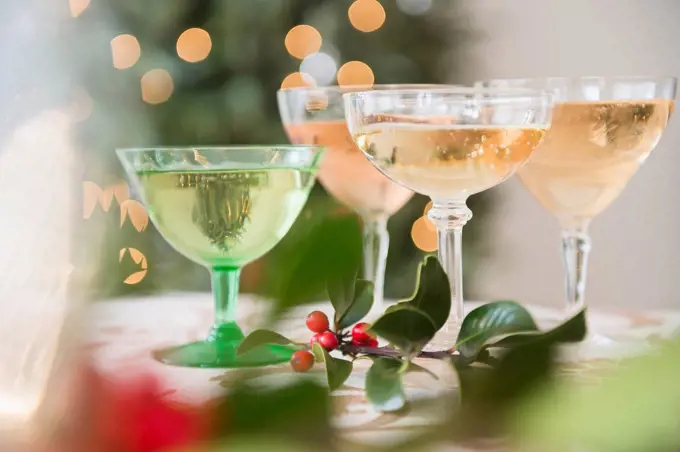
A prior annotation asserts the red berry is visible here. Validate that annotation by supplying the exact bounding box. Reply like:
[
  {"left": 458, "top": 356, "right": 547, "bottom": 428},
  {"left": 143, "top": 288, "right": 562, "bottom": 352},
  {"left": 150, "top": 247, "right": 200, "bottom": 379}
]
[
  {"left": 290, "top": 350, "right": 314, "bottom": 373},
  {"left": 306, "top": 311, "right": 330, "bottom": 333},
  {"left": 351, "top": 322, "right": 375, "bottom": 343},
  {"left": 310, "top": 333, "right": 322, "bottom": 347},
  {"left": 366, "top": 338, "right": 378, "bottom": 347},
  {"left": 318, "top": 331, "right": 339, "bottom": 351}
]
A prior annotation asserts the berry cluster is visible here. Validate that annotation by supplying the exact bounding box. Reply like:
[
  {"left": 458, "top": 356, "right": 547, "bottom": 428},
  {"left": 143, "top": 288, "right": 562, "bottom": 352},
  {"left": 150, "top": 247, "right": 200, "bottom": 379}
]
[{"left": 289, "top": 310, "right": 379, "bottom": 372}]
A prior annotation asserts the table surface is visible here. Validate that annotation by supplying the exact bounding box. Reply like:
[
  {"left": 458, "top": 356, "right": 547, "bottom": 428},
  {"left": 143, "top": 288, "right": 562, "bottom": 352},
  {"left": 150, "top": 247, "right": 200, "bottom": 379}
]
[{"left": 85, "top": 293, "right": 680, "bottom": 449}]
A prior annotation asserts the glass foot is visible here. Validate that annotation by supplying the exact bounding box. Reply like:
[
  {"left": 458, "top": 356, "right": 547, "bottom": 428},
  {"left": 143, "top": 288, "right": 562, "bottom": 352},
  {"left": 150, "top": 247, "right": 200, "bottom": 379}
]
[{"left": 153, "top": 323, "right": 296, "bottom": 368}]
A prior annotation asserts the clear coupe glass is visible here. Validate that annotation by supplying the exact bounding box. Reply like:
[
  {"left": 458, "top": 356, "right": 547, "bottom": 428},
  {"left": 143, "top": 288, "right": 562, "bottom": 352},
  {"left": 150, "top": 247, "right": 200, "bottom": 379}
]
[
  {"left": 343, "top": 87, "right": 554, "bottom": 346},
  {"left": 118, "top": 146, "right": 324, "bottom": 368},
  {"left": 480, "top": 77, "right": 676, "bottom": 323}
]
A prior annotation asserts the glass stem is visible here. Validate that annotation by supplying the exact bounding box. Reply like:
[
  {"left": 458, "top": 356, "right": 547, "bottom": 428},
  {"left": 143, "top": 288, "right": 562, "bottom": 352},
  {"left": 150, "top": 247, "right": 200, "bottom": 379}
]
[
  {"left": 561, "top": 227, "right": 591, "bottom": 313},
  {"left": 209, "top": 266, "right": 244, "bottom": 342},
  {"left": 428, "top": 200, "right": 472, "bottom": 332},
  {"left": 363, "top": 216, "right": 389, "bottom": 309}
]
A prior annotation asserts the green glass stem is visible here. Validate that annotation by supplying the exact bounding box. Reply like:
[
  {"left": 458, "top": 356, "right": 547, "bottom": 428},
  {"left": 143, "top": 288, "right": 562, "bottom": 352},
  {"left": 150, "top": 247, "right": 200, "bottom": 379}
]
[
  {"left": 207, "top": 266, "right": 244, "bottom": 341},
  {"left": 152, "top": 266, "right": 295, "bottom": 368}
]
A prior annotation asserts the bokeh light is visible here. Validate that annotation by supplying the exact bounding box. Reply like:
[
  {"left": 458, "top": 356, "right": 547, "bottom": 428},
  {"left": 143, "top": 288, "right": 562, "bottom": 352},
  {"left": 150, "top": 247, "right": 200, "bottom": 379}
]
[
  {"left": 348, "top": 0, "right": 386, "bottom": 33},
  {"left": 396, "top": 0, "right": 433, "bottom": 15},
  {"left": 140, "top": 69, "right": 174, "bottom": 105},
  {"left": 176, "top": 28, "right": 212, "bottom": 63},
  {"left": 110, "top": 34, "right": 141, "bottom": 70},
  {"left": 69, "top": 0, "right": 89, "bottom": 18},
  {"left": 280, "top": 72, "right": 316, "bottom": 89},
  {"left": 411, "top": 217, "right": 437, "bottom": 252},
  {"left": 300, "top": 52, "right": 337, "bottom": 86},
  {"left": 285, "top": 25, "right": 322, "bottom": 60},
  {"left": 119, "top": 248, "right": 148, "bottom": 285},
  {"left": 337, "top": 61, "right": 375, "bottom": 87},
  {"left": 422, "top": 201, "right": 436, "bottom": 230}
]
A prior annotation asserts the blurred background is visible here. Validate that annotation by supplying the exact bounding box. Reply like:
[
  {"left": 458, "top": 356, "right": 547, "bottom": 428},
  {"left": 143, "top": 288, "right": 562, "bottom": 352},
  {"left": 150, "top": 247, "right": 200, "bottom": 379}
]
[
  {"left": 69, "top": 0, "right": 488, "bottom": 304},
  {"left": 5, "top": 0, "right": 680, "bottom": 319}
]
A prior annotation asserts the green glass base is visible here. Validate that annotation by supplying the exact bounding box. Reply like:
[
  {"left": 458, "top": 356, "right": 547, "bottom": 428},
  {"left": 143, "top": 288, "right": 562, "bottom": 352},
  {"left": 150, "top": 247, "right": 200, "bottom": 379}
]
[{"left": 153, "top": 322, "right": 295, "bottom": 368}]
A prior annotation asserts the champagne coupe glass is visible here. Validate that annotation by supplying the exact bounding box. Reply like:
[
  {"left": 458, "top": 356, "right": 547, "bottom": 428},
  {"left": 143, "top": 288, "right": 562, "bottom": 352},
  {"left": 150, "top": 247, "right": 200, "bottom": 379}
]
[
  {"left": 278, "top": 85, "right": 447, "bottom": 310},
  {"left": 117, "top": 146, "right": 324, "bottom": 368},
  {"left": 480, "top": 77, "right": 676, "bottom": 333},
  {"left": 343, "top": 87, "right": 554, "bottom": 345}
]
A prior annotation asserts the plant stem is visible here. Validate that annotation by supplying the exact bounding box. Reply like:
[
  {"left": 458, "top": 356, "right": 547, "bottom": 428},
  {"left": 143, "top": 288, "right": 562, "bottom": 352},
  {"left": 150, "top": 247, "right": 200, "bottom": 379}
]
[{"left": 338, "top": 343, "right": 453, "bottom": 360}]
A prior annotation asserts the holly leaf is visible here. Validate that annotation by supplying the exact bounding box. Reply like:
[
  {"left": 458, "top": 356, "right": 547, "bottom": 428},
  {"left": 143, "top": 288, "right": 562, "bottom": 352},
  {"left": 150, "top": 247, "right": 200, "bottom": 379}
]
[
  {"left": 237, "top": 329, "right": 297, "bottom": 356},
  {"left": 311, "top": 343, "right": 353, "bottom": 391},
  {"left": 400, "top": 360, "right": 439, "bottom": 380},
  {"left": 336, "top": 279, "right": 374, "bottom": 329},
  {"left": 265, "top": 213, "right": 363, "bottom": 314},
  {"left": 212, "top": 379, "right": 332, "bottom": 448},
  {"left": 450, "top": 340, "right": 555, "bottom": 439},
  {"left": 370, "top": 306, "right": 437, "bottom": 356},
  {"left": 365, "top": 358, "right": 406, "bottom": 412},
  {"left": 455, "top": 301, "right": 538, "bottom": 360},
  {"left": 401, "top": 255, "right": 451, "bottom": 331},
  {"left": 327, "top": 270, "right": 357, "bottom": 327},
  {"left": 483, "top": 307, "right": 587, "bottom": 350}
]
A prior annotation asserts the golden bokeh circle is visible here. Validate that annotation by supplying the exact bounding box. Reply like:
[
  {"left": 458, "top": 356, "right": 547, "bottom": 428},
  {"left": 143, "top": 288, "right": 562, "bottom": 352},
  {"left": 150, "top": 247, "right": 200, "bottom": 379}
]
[
  {"left": 176, "top": 28, "right": 212, "bottom": 63},
  {"left": 141, "top": 69, "right": 174, "bottom": 105},
  {"left": 280, "top": 72, "right": 317, "bottom": 89},
  {"left": 337, "top": 61, "right": 375, "bottom": 87},
  {"left": 411, "top": 216, "right": 438, "bottom": 252},
  {"left": 285, "top": 25, "right": 322, "bottom": 60},
  {"left": 348, "top": 0, "right": 386, "bottom": 33},
  {"left": 110, "top": 34, "right": 141, "bottom": 70}
]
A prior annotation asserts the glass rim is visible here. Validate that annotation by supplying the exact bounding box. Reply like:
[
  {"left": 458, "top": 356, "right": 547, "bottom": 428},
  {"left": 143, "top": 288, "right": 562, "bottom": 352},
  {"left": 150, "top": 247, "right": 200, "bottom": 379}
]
[
  {"left": 116, "top": 145, "right": 326, "bottom": 155},
  {"left": 484, "top": 75, "right": 678, "bottom": 84},
  {"left": 277, "top": 83, "right": 461, "bottom": 94},
  {"left": 342, "top": 86, "right": 553, "bottom": 101}
]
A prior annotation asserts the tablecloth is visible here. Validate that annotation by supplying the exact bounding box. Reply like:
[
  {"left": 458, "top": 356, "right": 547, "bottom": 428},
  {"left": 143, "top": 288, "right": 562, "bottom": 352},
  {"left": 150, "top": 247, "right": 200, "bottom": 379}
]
[{"left": 84, "top": 293, "right": 680, "bottom": 448}]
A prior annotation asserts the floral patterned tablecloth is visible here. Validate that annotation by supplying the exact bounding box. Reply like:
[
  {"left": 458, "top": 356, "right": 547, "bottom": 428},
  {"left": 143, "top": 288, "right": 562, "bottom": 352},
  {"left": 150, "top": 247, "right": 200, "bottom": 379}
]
[{"left": 85, "top": 292, "right": 680, "bottom": 449}]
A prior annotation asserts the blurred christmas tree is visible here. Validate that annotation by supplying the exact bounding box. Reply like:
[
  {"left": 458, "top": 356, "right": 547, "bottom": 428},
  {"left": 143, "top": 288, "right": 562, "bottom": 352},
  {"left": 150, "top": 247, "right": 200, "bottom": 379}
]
[{"left": 70, "top": 0, "right": 492, "bottom": 301}]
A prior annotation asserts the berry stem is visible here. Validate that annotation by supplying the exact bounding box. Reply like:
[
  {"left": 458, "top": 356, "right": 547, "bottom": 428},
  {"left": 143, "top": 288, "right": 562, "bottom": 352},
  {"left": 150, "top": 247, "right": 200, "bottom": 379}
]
[{"left": 338, "top": 343, "right": 454, "bottom": 360}]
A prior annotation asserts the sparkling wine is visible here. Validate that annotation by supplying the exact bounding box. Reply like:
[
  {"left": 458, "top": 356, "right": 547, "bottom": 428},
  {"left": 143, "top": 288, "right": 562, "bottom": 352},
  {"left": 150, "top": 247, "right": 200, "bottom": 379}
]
[
  {"left": 517, "top": 100, "right": 673, "bottom": 227},
  {"left": 136, "top": 168, "right": 315, "bottom": 267},
  {"left": 285, "top": 121, "right": 413, "bottom": 216},
  {"left": 352, "top": 122, "right": 547, "bottom": 198}
]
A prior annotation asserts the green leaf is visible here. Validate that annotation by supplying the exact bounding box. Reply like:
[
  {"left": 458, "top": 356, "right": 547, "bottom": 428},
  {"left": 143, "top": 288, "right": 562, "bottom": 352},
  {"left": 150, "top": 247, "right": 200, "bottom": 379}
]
[
  {"left": 264, "top": 213, "right": 363, "bottom": 314},
  {"left": 336, "top": 279, "right": 374, "bottom": 329},
  {"left": 456, "top": 301, "right": 538, "bottom": 359},
  {"left": 401, "top": 360, "right": 439, "bottom": 380},
  {"left": 445, "top": 308, "right": 588, "bottom": 440},
  {"left": 483, "top": 307, "right": 587, "bottom": 350},
  {"left": 401, "top": 255, "right": 451, "bottom": 331},
  {"left": 327, "top": 270, "right": 357, "bottom": 327},
  {"left": 370, "top": 306, "right": 437, "bottom": 356},
  {"left": 311, "top": 343, "right": 353, "bottom": 391},
  {"left": 449, "top": 340, "right": 555, "bottom": 439},
  {"left": 213, "top": 379, "right": 333, "bottom": 447},
  {"left": 237, "top": 329, "right": 296, "bottom": 356},
  {"left": 365, "top": 357, "right": 406, "bottom": 412}
]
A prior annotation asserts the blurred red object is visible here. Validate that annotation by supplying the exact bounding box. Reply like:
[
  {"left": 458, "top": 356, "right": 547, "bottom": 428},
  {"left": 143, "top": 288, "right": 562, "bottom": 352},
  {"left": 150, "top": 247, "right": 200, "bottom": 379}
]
[{"left": 43, "top": 362, "right": 211, "bottom": 452}]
